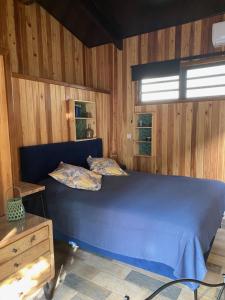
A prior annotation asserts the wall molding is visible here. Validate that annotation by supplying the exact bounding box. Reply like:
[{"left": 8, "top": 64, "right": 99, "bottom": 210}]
[{"left": 12, "top": 73, "right": 111, "bottom": 95}]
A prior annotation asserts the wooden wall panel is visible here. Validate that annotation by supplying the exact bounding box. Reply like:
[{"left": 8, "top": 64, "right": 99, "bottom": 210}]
[
  {"left": 1, "top": 0, "right": 225, "bottom": 183},
  {"left": 101, "top": 13, "right": 225, "bottom": 182},
  {"left": 0, "top": 0, "right": 87, "bottom": 86},
  {"left": 133, "top": 102, "right": 225, "bottom": 181},
  {"left": 0, "top": 55, "right": 13, "bottom": 215},
  {"left": 10, "top": 76, "right": 111, "bottom": 183}
]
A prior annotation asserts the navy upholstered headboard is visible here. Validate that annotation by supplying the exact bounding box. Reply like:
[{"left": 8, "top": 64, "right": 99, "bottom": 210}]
[{"left": 20, "top": 139, "right": 103, "bottom": 183}]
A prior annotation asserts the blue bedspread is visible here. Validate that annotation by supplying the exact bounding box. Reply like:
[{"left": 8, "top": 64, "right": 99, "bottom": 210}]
[{"left": 41, "top": 172, "right": 225, "bottom": 288}]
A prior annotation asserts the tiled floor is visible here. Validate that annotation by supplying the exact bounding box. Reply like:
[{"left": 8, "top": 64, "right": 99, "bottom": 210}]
[{"left": 33, "top": 220, "right": 225, "bottom": 300}]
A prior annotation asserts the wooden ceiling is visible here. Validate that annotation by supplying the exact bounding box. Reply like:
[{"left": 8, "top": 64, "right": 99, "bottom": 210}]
[{"left": 32, "top": 0, "right": 225, "bottom": 49}]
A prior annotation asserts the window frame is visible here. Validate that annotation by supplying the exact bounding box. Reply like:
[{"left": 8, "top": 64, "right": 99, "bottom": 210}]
[{"left": 137, "top": 56, "right": 225, "bottom": 105}]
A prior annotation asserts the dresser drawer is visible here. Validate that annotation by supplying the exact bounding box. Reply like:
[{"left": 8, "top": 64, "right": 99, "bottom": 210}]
[
  {"left": 0, "top": 239, "right": 49, "bottom": 282},
  {"left": 0, "top": 226, "right": 49, "bottom": 264},
  {"left": 0, "top": 252, "right": 52, "bottom": 299}
]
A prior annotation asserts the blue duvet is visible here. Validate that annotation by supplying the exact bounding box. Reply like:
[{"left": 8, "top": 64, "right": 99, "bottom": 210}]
[{"left": 41, "top": 172, "right": 225, "bottom": 288}]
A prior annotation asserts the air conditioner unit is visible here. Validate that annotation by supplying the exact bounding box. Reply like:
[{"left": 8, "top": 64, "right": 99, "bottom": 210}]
[{"left": 212, "top": 21, "right": 225, "bottom": 48}]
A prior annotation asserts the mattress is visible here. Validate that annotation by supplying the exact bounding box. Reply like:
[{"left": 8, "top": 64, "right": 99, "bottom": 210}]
[{"left": 40, "top": 171, "right": 225, "bottom": 288}]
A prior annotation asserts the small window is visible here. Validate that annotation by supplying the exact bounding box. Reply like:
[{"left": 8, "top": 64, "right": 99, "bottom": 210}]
[
  {"left": 185, "top": 63, "right": 225, "bottom": 99},
  {"left": 139, "top": 58, "right": 225, "bottom": 103},
  {"left": 141, "top": 75, "right": 179, "bottom": 102}
]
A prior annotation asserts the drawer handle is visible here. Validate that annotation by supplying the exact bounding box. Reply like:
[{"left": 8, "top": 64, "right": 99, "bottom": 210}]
[
  {"left": 14, "top": 263, "right": 19, "bottom": 268},
  {"left": 12, "top": 248, "right": 18, "bottom": 253},
  {"left": 30, "top": 235, "right": 36, "bottom": 243}
]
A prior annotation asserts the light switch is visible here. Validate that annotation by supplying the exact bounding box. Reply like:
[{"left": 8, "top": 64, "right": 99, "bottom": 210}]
[{"left": 127, "top": 133, "right": 132, "bottom": 140}]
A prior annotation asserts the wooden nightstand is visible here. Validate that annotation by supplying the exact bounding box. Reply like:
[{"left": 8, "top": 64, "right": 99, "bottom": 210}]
[
  {"left": 0, "top": 213, "right": 55, "bottom": 299},
  {"left": 17, "top": 182, "right": 45, "bottom": 197},
  {"left": 17, "top": 182, "right": 46, "bottom": 217}
]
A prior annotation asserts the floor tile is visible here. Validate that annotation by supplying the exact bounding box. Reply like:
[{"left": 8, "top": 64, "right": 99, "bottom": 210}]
[
  {"left": 68, "top": 257, "right": 100, "bottom": 280},
  {"left": 53, "top": 284, "right": 78, "bottom": 300},
  {"left": 71, "top": 293, "right": 94, "bottom": 300},
  {"left": 76, "top": 250, "right": 131, "bottom": 279},
  {"left": 64, "top": 273, "right": 111, "bottom": 300},
  {"left": 92, "top": 271, "right": 150, "bottom": 299},
  {"left": 126, "top": 270, "right": 181, "bottom": 300}
]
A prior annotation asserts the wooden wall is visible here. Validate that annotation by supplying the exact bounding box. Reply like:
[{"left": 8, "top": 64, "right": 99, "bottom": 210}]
[
  {"left": 10, "top": 75, "right": 111, "bottom": 183},
  {"left": 105, "top": 13, "right": 225, "bottom": 181},
  {"left": 0, "top": 0, "right": 112, "bottom": 89},
  {"left": 2, "top": 0, "right": 225, "bottom": 183},
  {"left": 0, "top": 54, "right": 13, "bottom": 215},
  {"left": 134, "top": 102, "right": 225, "bottom": 181}
]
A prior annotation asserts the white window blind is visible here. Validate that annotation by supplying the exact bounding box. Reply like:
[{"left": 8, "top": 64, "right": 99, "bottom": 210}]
[
  {"left": 141, "top": 75, "right": 179, "bottom": 102},
  {"left": 186, "top": 64, "right": 225, "bottom": 98}
]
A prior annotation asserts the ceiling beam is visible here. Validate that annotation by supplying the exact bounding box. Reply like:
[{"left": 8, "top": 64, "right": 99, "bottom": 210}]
[
  {"left": 79, "top": 0, "right": 123, "bottom": 50},
  {"left": 17, "top": 0, "right": 36, "bottom": 5}
]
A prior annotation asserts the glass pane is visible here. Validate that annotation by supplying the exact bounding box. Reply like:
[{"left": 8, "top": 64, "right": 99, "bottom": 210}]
[
  {"left": 139, "top": 143, "right": 151, "bottom": 156},
  {"left": 142, "top": 75, "right": 179, "bottom": 84},
  {"left": 187, "top": 75, "right": 225, "bottom": 88},
  {"left": 187, "top": 64, "right": 225, "bottom": 78},
  {"left": 75, "top": 103, "right": 86, "bottom": 118},
  {"left": 142, "top": 91, "right": 179, "bottom": 102},
  {"left": 138, "top": 128, "right": 152, "bottom": 141},
  {"left": 137, "top": 114, "right": 152, "bottom": 127},
  {"left": 142, "top": 80, "right": 179, "bottom": 92},
  {"left": 76, "top": 119, "right": 86, "bottom": 139},
  {"left": 186, "top": 86, "right": 225, "bottom": 98}
]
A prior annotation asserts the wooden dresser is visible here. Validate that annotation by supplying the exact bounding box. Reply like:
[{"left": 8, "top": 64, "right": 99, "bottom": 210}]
[{"left": 0, "top": 213, "right": 55, "bottom": 299}]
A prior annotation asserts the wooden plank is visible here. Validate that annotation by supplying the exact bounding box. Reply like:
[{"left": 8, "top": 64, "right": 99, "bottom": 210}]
[
  {"left": 17, "top": 181, "right": 45, "bottom": 197},
  {"left": 12, "top": 72, "right": 111, "bottom": 94},
  {"left": 0, "top": 55, "right": 13, "bottom": 215}
]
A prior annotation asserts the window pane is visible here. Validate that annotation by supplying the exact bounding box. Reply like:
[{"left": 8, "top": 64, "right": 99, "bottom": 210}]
[
  {"left": 187, "top": 64, "right": 225, "bottom": 78},
  {"left": 142, "top": 80, "right": 179, "bottom": 92},
  {"left": 141, "top": 75, "right": 179, "bottom": 102},
  {"left": 142, "top": 75, "right": 179, "bottom": 84},
  {"left": 187, "top": 75, "right": 225, "bottom": 88},
  {"left": 186, "top": 86, "right": 225, "bottom": 98},
  {"left": 142, "top": 91, "right": 179, "bottom": 102}
]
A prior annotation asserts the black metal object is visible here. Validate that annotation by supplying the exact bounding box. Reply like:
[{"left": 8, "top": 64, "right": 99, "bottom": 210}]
[
  {"left": 22, "top": 190, "right": 47, "bottom": 218},
  {"left": 142, "top": 275, "right": 225, "bottom": 300},
  {"left": 194, "top": 289, "right": 198, "bottom": 300}
]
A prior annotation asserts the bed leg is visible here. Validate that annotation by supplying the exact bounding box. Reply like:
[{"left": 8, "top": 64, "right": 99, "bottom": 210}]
[{"left": 194, "top": 289, "right": 198, "bottom": 300}]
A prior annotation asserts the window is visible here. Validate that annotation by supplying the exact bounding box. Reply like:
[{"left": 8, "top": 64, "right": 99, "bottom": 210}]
[
  {"left": 186, "top": 63, "right": 225, "bottom": 98},
  {"left": 141, "top": 75, "right": 179, "bottom": 102},
  {"left": 139, "top": 59, "right": 225, "bottom": 103}
]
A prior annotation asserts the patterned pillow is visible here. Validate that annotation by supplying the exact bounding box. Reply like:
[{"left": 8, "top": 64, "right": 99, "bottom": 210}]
[
  {"left": 49, "top": 162, "right": 102, "bottom": 191},
  {"left": 87, "top": 156, "right": 127, "bottom": 176}
]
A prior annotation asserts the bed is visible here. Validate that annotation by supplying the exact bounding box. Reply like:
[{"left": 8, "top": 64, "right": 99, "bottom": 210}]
[{"left": 20, "top": 139, "right": 225, "bottom": 289}]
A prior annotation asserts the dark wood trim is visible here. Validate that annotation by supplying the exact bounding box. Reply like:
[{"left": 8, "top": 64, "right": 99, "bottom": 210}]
[
  {"left": 80, "top": 0, "right": 123, "bottom": 50},
  {"left": 17, "top": 0, "right": 36, "bottom": 5},
  {"left": 12, "top": 72, "right": 111, "bottom": 94},
  {"left": 181, "top": 54, "right": 225, "bottom": 68}
]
